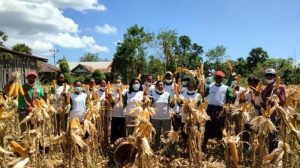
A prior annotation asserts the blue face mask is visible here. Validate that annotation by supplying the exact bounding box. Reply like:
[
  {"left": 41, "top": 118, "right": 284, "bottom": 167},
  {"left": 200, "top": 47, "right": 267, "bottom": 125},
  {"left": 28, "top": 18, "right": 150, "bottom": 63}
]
[{"left": 132, "top": 83, "right": 140, "bottom": 91}]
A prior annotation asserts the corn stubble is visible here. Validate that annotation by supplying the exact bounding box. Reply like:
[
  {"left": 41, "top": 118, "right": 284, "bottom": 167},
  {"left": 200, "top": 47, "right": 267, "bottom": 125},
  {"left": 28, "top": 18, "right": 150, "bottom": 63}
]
[{"left": 1, "top": 84, "right": 300, "bottom": 168}]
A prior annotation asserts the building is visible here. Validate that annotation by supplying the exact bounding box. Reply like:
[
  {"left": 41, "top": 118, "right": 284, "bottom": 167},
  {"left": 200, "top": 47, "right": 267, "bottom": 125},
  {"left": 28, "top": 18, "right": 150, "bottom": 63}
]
[
  {"left": 38, "top": 62, "right": 61, "bottom": 83},
  {"left": 69, "top": 62, "right": 112, "bottom": 74},
  {"left": 0, "top": 46, "right": 48, "bottom": 91}
]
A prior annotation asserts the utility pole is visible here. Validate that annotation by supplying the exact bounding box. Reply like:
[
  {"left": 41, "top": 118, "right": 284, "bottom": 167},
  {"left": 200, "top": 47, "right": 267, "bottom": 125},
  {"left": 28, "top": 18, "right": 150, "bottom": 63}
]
[{"left": 49, "top": 49, "right": 59, "bottom": 66}]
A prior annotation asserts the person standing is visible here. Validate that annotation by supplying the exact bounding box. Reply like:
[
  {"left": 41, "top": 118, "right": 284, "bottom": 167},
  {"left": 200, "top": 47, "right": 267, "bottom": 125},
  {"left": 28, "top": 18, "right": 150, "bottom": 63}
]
[
  {"left": 96, "top": 79, "right": 107, "bottom": 101},
  {"left": 69, "top": 81, "right": 87, "bottom": 123},
  {"left": 142, "top": 75, "right": 155, "bottom": 96},
  {"left": 150, "top": 80, "right": 173, "bottom": 150},
  {"left": 110, "top": 77, "right": 127, "bottom": 144},
  {"left": 18, "top": 71, "right": 44, "bottom": 132},
  {"left": 53, "top": 74, "right": 70, "bottom": 135},
  {"left": 202, "top": 71, "right": 235, "bottom": 151},
  {"left": 124, "top": 79, "right": 144, "bottom": 136},
  {"left": 261, "top": 68, "right": 286, "bottom": 152}
]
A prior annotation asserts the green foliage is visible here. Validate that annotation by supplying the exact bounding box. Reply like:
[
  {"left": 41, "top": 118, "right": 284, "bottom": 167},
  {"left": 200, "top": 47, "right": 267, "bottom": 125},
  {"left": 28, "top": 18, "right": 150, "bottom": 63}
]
[
  {"left": 0, "top": 30, "right": 8, "bottom": 46},
  {"left": 205, "top": 45, "right": 227, "bottom": 71},
  {"left": 232, "top": 57, "right": 248, "bottom": 77},
  {"left": 80, "top": 52, "right": 101, "bottom": 62},
  {"left": 111, "top": 24, "right": 154, "bottom": 84},
  {"left": 145, "top": 55, "right": 164, "bottom": 78},
  {"left": 92, "top": 69, "right": 106, "bottom": 83},
  {"left": 12, "top": 43, "right": 32, "bottom": 54},
  {"left": 247, "top": 47, "right": 269, "bottom": 72},
  {"left": 57, "top": 56, "right": 70, "bottom": 74}
]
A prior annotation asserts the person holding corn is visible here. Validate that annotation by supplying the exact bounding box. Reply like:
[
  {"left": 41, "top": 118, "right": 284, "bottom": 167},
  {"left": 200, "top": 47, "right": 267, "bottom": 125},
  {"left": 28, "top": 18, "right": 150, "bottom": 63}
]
[
  {"left": 261, "top": 68, "right": 286, "bottom": 152},
  {"left": 18, "top": 71, "right": 44, "bottom": 132},
  {"left": 202, "top": 71, "right": 235, "bottom": 152}
]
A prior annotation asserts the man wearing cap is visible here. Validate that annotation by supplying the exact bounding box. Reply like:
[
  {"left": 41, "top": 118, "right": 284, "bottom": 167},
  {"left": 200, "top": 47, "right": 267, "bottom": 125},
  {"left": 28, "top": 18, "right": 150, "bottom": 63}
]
[
  {"left": 18, "top": 71, "right": 44, "bottom": 132},
  {"left": 202, "top": 70, "right": 235, "bottom": 151},
  {"left": 261, "top": 68, "right": 286, "bottom": 152}
]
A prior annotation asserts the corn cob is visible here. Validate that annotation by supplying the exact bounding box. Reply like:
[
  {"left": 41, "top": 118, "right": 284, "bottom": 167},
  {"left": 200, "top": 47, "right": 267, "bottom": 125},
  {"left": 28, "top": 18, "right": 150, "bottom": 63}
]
[
  {"left": 174, "top": 83, "right": 178, "bottom": 96},
  {"left": 117, "top": 88, "right": 123, "bottom": 103},
  {"left": 240, "top": 90, "right": 246, "bottom": 101},
  {"left": 53, "top": 80, "right": 57, "bottom": 92},
  {"left": 177, "top": 79, "right": 182, "bottom": 95},
  {"left": 199, "top": 80, "right": 205, "bottom": 93},
  {"left": 256, "top": 81, "right": 263, "bottom": 93},
  {"left": 274, "top": 76, "right": 281, "bottom": 90},
  {"left": 86, "top": 85, "right": 91, "bottom": 101},
  {"left": 70, "top": 117, "right": 80, "bottom": 129},
  {"left": 8, "top": 83, "right": 16, "bottom": 97},
  {"left": 13, "top": 82, "right": 19, "bottom": 97},
  {"left": 9, "top": 141, "right": 28, "bottom": 158},
  {"left": 284, "top": 96, "right": 294, "bottom": 107},
  {"left": 241, "top": 102, "right": 248, "bottom": 112},
  {"left": 19, "top": 84, "right": 25, "bottom": 96},
  {"left": 92, "top": 90, "right": 99, "bottom": 100},
  {"left": 66, "top": 93, "right": 70, "bottom": 104},
  {"left": 250, "top": 89, "right": 255, "bottom": 101},
  {"left": 85, "top": 109, "right": 95, "bottom": 121},
  {"left": 62, "top": 83, "right": 67, "bottom": 93},
  {"left": 236, "top": 74, "right": 241, "bottom": 86},
  {"left": 33, "top": 99, "right": 40, "bottom": 108},
  {"left": 228, "top": 142, "right": 239, "bottom": 164},
  {"left": 227, "top": 61, "right": 233, "bottom": 73},
  {"left": 198, "top": 99, "right": 208, "bottom": 111},
  {"left": 137, "top": 73, "right": 141, "bottom": 80}
]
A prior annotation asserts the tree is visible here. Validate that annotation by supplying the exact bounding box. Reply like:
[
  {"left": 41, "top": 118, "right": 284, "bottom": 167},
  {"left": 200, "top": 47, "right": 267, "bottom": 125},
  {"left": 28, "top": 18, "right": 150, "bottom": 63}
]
[
  {"left": 247, "top": 47, "right": 269, "bottom": 72},
  {"left": 92, "top": 69, "right": 106, "bottom": 82},
  {"left": 233, "top": 57, "right": 248, "bottom": 77},
  {"left": 80, "top": 52, "right": 101, "bottom": 62},
  {"left": 156, "top": 30, "right": 178, "bottom": 72},
  {"left": 144, "top": 55, "right": 164, "bottom": 78},
  {"left": 57, "top": 56, "right": 70, "bottom": 74},
  {"left": 111, "top": 24, "right": 153, "bottom": 83},
  {"left": 0, "top": 30, "right": 8, "bottom": 46},
  {"left": 205, "top": 45, "right": 227, "bottom": 70},
  {"left": 12, "top": 43, "right": 32, "bottom": 54}
]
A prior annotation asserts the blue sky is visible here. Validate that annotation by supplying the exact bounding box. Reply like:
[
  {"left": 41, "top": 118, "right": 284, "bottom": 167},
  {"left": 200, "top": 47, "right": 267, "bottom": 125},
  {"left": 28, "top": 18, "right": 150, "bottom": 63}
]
[{"left": 1, "top": 0, "right": 299, "bottom": 64}]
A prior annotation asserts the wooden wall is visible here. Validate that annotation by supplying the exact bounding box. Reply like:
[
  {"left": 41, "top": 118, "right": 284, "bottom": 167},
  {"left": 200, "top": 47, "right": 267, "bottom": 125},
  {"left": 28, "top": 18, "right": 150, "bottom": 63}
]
[{"left": 0, "top": 52, "right": 38, "bottom": 91}]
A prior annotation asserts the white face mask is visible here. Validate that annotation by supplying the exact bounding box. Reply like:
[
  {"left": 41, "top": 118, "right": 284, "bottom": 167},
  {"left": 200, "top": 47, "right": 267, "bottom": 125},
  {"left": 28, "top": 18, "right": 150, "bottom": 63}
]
[
  {"left": 114, "top": 83, "right": 122, "bottom": 89},
  {"left": 266, "top": 79, "right": 274, "bottom": 84},
  {"left": 165, "top": 79, "right": 172, "bottom": 83},
  {"left": 74, "top": 87, "right": 82, "bottom": 93},
  {"left": 182, "top": 81, "right": 188, "bottom": 86},
  {"left": 231, "top": 80, "right": 237, "bottom": 87},
  {"left": 187, "top": 90, "right": 195, "bottom": 94},
  {"left": 206, "top": 76, "right": 212, "bottom": 84},
  {"left": 101, "top": 86, "right": 106, "bottom": 91},
  {"left": 156, "top": 89, "right": 164, "bottom": 94},
  {"left": 132, "top": 83, "right": 140, "bottom": 91}
]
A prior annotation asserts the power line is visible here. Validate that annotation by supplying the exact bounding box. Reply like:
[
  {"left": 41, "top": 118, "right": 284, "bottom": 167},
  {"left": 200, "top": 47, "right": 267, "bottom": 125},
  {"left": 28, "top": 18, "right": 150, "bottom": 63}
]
[{"left": 49, "top": 49, "right": 59, "bottom": 66}]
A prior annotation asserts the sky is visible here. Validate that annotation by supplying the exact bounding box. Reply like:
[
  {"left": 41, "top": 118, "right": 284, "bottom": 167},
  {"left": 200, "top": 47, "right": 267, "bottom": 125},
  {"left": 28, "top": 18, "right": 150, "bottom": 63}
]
[{"left": 0, "top": 0, "right": 299, "bottom": 65}]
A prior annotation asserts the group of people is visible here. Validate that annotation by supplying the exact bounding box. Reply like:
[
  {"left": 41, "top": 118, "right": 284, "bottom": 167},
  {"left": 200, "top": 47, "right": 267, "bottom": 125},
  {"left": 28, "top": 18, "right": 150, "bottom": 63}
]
[{"left": 7, "top": 66, "right": 285, "bottom": 154}]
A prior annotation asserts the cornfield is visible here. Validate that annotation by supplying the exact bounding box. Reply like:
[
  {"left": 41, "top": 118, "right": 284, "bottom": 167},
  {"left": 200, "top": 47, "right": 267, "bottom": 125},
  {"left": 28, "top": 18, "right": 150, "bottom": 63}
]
[{"left": 0, "top": 81, "right": 300, "bottom": 168}]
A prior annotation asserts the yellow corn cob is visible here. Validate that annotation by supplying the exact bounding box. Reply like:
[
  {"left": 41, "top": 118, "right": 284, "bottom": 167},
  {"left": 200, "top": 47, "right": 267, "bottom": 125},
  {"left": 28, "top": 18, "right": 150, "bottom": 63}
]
[
  {"left": 87, "top": 99, "right": 93, "bottom": 109},
  {"left": 85, "top": 109, "right": 95, "bottom": 121},
  {"left": 86, "top": 85, "right": 90, "bottom": 101},
  {"left": 137, "top": 73, "right": 141, "bottom": 80},
  {"left": 53, "top": 80, "right": 57, "bottom": 92},
  {"left": 13, "top": 82, "right": 19, "bottom": 97},
  {"left": 66, "top": 93, "right": 70, "bottom": 104},
  {"left": 198, "top": 99, "right": 208, "bottom": 111},
  {"left": 19, "top": 84, "right": 25, "bottom": 96},
  {"left": 8, "top": 83, "right": 16, "bottom": 97},
  {"left": 144, "top": 84, "right": 149, "bottom": 95},
  {"left": 199, "top": 80, "right": 205, "bottom": 93},
  {"left": 33, "top": 99, "right": 40, "bottom": 108},
  {"left": 174, "top": 67, "right": 182, "bottom": 75},
  {"left": 39, "top": 99, "right": 45, "bottom": 107},
  {"left": 0, "top": 107, "right": 4, "bottom": 118},
  {"left": 284, "top": 96, "right": 294, "bottom": 107},
  {"left": 256, "top": 81, "right": 263, "bottom": 93},
  {"left": 92, "top": 90, "right": 99, "bottom": 101},
  {"left": 117, "top": 88, "right": 123, "bottom": 102},
  {"left": 177, "top": 79, "right": 182, "bottom": 95},
  {"left": 274, "top": 76, "right": 281, "bottom": 90},
  {"left": 62, "top": 83, "right": 67, "bottom": 93},
  {"left": 227, "top": 61, "right": 233, "bottom": 73},
  {"left": 240, "top": 90, "right": 246, "bottom": 101},
  {"left": 241, "top": 103, "right": 248, "bottom": 112},
  {"left": 9, "top": 141, "right": 28, "bottom": 158},
  {"left": 237, "top": 74, "right": 241, "bottom": 86},
  {"left": 70, "top": 117, "right": 80, "bottom": 129},
  {"left": 200, "top": 63, "right": 204, "bottom": 75},
  {"left": 228, "top": 142, "right": 239, "bottom": 164}
]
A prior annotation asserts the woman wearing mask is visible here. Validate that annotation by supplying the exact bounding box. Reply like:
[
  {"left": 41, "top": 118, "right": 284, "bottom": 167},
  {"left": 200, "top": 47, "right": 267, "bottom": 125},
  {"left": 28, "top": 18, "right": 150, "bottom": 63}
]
[
  {"left": 150, "top": 80, "right": 173, "bottom": 150},
  {"left": 96, "top": 79, "right": 107, "bottom": 101},
  {"left": 110, "top": 77, "right": 127, "bottom": 143},
  {"left": 69, "top": 81, "right": 87, "bottom": 123},
  {"left": 123, "top": 78, "right": 144, "bottom": 136}
]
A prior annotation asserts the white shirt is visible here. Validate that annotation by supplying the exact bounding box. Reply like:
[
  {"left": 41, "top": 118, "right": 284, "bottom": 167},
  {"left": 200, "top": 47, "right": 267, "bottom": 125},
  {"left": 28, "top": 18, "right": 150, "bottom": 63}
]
[
  {"left": 207, "top": 84, "right": 228, "bottom": 106},
  {"left": 55, "top": 84, "right": 70, "bottom": 105},
  {"left": 124, "top": 91, "right": 144, "bottom": 116},
  {"left": 164, "top": 82, "right": 175, "bottom": 97},
  {"left": 180, "top": 91, "right": 202, "bottom": 123},
  {"left": 70, "top": 93, "right": 87, "bottom": 122},
  {"left": 96, "top": 89, "right": 106, "bottom": 101},
  {"left": 151, "top": 91, "right": 170, "bottom": 120},
  {"left": 112, "top": 89, "right": 128, "bottom": 117}
]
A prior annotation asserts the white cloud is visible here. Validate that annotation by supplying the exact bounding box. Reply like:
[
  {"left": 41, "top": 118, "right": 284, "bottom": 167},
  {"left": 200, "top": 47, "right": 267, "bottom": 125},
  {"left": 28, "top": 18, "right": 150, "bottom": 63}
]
[
  {"left": 95, "top": 24, "right": 118, "bottom": 34},
  {"left": 0, "top": 0, "right": 108, "bottom": 55}
]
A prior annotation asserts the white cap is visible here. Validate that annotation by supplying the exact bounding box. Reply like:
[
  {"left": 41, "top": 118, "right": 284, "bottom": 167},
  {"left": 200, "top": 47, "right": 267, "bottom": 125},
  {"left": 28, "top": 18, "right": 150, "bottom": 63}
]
[
  {"left": 265, "top": 68, "right": 276, "bottom": 75},
  {"left": 165, "top": 71, "right": 172, "bottom": 76}
]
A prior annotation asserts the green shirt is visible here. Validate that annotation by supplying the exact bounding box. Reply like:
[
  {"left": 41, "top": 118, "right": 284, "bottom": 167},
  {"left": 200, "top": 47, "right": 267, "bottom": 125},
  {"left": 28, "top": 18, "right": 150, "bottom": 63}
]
[{"left": 18, "top": 84, "right": 44, "bottom": 111}]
